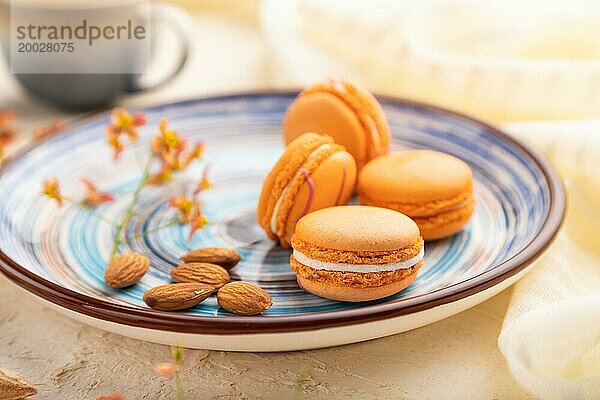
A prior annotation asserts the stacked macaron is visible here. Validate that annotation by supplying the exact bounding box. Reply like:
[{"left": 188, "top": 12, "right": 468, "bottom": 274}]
[
  {"left": 290, "top": 206, "right": 424, "bottom": 302},
  {"left": 283, "top": 80, "right": 391, "bottom": 168},
  {"left": 258, "top": 79, "right": 476, "bottom": 302},
  {"left": 257, "top": 132, "right": 357, "bottom": 247}
]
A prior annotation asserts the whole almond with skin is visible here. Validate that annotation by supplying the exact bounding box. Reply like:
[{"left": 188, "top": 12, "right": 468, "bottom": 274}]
[
  {"left": 143, "top": 283, "right": 214, "bottom": 311},
  {"left": 217, "top": 282, "right": 273, "bottom": 315},
  {"left": 105, "top": 252, "right": 149, "bottom": 288},
  {"left": 181, "top": 247, "right": 241, "bottom": 270},
  {"left": 171, "top": 263, "right": 230, "bottom": 288},
  {"left": 0, "top": 369, "right": 37, "bottom": 400}
]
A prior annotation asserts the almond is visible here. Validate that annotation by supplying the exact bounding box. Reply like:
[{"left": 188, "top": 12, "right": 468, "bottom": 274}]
[
  {"left": 171, "top": 263, "right": 230, "bottom": 288},
  {"left": 217, "top": 282, "right": 273, "bottom": 315},
  {"left": 0, "top": 369, "right": 37, "bottom": 400},
  {"left": 105, "top": 252, "right": 149, "bottom": 288},
  {"left": 181, "top": 247, "right": 241, "bottom": 270},
  {"left": 143, "top": 283, "right": 214, "bottom": 311}
]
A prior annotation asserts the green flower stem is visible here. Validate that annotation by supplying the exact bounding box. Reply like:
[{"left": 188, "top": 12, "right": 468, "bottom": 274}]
[
  {"left": 175, "top": 370, "right": 184, "bottom": 400},
  {"left": 109, "top": 155, "right": 154, "bottom": 259},
  {"left": 124, "top": 219, "right": 179, "bottom": 242},
  {"left": 295, "top": 366, "right": 310, "bottom": 400}
]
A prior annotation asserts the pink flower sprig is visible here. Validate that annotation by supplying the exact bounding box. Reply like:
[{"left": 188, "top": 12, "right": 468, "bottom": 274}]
[
  {"left": 34, "top": 119, "right": 65, "bottom": 140},
  {"left": 168, "top": 196, "right": 208, "bottom": 241},
  {"left": 169, "top": 196, "right": 194, "bottom": 223},
  {"left": 0, "top": 109, "right": 16, "bottom": 134},
  {"left": 107, "top": 112, "right": 209, "bottom": 257},
  {"left": 82, "top": 178, "right": 115, "bottom": 207},
  {"left": 41, "top": 108, "right": 210, "bottom": 260},
  {"left": 188, "top": 204, "right": 208, "bottom": 241},
  {"left": 41, "top": 177, "right": 114, "bottom": 210},
  {"left": 193, "top": 167, "right": 212, "bottom": 196},
  {"left": 41, "top": 177, "right": 63, "bottom": 207},
  {"left": 106, "top": 107, "right": 147, "bottom": 160},
  {"left": 0, "top": 109, "right": 17, "bottom": 159},
  {"left": 154, "top": 361, "right": 180, "bottom": 377},
  {"left": 154, "top": 345, "right": 185, "bottom": 400},
  {"left": 97, "top": 394, "right": 125, "bottom": 400},
  {"left": 149, "top": 119, "right": 205, "bottom": 185}
]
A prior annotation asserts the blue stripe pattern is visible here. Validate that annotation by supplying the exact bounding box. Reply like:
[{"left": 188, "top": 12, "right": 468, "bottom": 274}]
[{"left": 0, "top": 93, "right": 550, "bottom": 316}]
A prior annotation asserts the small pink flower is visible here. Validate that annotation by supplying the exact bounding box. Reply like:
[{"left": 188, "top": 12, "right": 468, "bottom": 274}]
[
  {"left": 151, "top": 119, "right": 189, "bottom": 170},
  {"left": 168, "top": 196, "right": 194, "bottom": 223},
  {"left": 0, "top": 109, "right": 17, "bottom": 159},
  {"left": 97, "top": 394, "right": 125, "bottom": 400},
  {"left": 189, "top": 141, "right": 205, "bottom": 159},
  {"left": 181, "top": 141, "right": 205, "bottom": 169},
  {"left": 34, "top": 119, "right": 65, "bottom": 140},
  {"left": 193, "top": 167, "right": 212, "bottom": 196},
  {"left": 106, "top": 107, "right": 146, "bottom": 159},
  {"left": 152, "top": 119, "right": 186, "bottom": 160},
  {"left": 168, "top": 196, "right": 207, "bottom": 239},
  {"left": 148, "top": 164, "right": 173, "bottom": 185},
  {"left": 150, "top": 119, "right": 204, "bottom": 183},
  {"left": 41, "top": 178, "right": 63, "bottom": 207},
  {"left": 110, "top": 107, "right": 145, "bottom": 141},
  {"left": 154, "top": 361, "right": 180, "bottom": 377},
  {"left": 82, "top": 178, "right": 115, "bottom": 207},
  {"left": 132, "top": 113, "right": 147, "bottom": 127},
  {"left": 106, "top": 126, "right": 125, "bottom": 160},
  {"left": 0, "top": 132, "right": 15, "bottom": 159},
  {"left": 0, "top": 109, "right": 16, "bottom": 134},
  {"left": 0, "top": 131, "right": 14, "bottom": 146},
  {"left": 188, "top": 203, "right": 208, "bottom": 241}
]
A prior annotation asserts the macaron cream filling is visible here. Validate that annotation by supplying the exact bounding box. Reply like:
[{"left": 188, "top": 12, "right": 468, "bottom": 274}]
[
  {"left": 270, "top": 143, "right": 332, "bottom": 235},
  {"left": 292, "top": 247, "right": 424, "bottom": 273}
]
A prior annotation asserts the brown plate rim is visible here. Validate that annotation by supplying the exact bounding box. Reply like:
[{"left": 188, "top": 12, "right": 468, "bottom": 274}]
[{"left": 0, "top": 91, "right": 566, "bottom": 335}]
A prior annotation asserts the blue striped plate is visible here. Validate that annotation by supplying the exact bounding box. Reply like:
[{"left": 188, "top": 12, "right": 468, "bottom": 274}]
[{"left": 0, "top": 92, "right": 564, "bottom": 350}]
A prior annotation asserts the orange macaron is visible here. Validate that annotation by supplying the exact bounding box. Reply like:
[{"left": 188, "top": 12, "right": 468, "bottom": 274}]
[
  {"left": 290, "top": 206, "right": 424, "bottom": 302},
  {"left": 257, "top": 133, "right": 357, "bottom": 248},
  {"left": 359, "top": 150, "right": 476, "bottom": 241},
  {"left": 283, "top": 80, "right": 391, "bottom": 169}
]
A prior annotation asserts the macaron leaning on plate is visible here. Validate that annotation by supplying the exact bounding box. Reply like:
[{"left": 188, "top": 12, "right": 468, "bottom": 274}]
[
  {"left": 359, "top": 150, "right": 476, "bottom": 241},
  {"left": 257, "top": 132, "right": 357, "bottom": 248},
  {"left": 283, "top": 80, "right": 391, "bottom": 169},
  {"left": 290, "top": 205, "right": 425, "bottom": 302}
]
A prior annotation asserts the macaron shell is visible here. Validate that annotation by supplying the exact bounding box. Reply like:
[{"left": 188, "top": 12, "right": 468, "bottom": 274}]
[
  {"left": 283, "top": 91, "right": 369, "bottom": 166},
  {"left": 332, "top": 81, "right": 391, "bottom": 160},
  {"left": 359, "top": 150, "right": 474, "bottom": 207},
  {"left": 299, "top": 81, "right": 391, "bottom": 162},
  {"left": 297, "top": 273, "right": 418, "bottom": 302},
  {"left": 416, "top": 199, "right": 475, "bottom": 241},
  {"left": 257, "top": 133, "right": 332, "bottom": 240},
  {"left": 293, "top": 205, "right": 420, "bottom": 252},
  {"left": 280, "top": 150, "right": 357, "bottom": 246},
  {"left": 293, "top": 259, "right": 422, "bottom": 302}
]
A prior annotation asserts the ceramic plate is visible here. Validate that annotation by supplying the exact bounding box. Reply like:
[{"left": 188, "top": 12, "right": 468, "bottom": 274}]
[{"left": 0, "top": 92, "right": 564, "bottom": 351}]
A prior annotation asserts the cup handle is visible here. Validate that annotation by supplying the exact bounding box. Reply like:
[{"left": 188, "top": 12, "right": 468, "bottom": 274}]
[{"left": 128, "top": 2, "right": 192, "bottom": 93}]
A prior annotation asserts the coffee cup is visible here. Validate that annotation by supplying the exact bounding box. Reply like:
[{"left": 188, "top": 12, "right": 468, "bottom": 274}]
[{"left": 0, "top": 0, "right": 192, "bottom": 109}]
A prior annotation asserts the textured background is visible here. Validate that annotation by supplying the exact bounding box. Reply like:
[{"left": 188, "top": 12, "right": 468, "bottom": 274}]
[{"left": 0, "top": 275, "right": 530, "bottom": 399}]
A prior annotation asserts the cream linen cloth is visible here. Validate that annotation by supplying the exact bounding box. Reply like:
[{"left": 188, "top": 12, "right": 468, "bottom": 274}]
[
  {"left": 261, "top": 0, "right": 600, "bottom": 122},
  {"left": 500, "top": 121, "right": 600, "bottom": 399}
]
